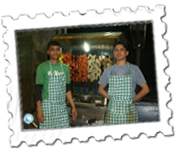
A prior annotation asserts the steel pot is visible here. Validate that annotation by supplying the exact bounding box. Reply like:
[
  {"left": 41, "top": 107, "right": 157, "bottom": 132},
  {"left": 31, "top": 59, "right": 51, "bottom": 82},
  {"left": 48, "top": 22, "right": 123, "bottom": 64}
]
[{"left": 78, "top": 95, "right": 93, "bottom": 103}]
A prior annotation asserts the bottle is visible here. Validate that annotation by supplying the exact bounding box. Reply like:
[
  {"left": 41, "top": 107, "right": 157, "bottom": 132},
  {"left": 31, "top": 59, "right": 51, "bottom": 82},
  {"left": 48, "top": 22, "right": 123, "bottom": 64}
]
[{"left": 104, "top": 97, "right": 107, "bottom": 106}]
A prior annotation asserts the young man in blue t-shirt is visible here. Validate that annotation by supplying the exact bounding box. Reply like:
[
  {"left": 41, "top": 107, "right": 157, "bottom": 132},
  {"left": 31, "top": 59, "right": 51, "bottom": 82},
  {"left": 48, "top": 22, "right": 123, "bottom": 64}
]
[{"left": 98, "top": 42, "right": 150, "bottom": 124}]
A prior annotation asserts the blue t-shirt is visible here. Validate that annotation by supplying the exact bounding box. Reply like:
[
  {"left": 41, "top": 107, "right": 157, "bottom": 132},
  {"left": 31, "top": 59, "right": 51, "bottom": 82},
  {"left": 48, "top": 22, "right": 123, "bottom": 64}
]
[{"left": 98, "top": 62, "right": 146, "bottom": 100}]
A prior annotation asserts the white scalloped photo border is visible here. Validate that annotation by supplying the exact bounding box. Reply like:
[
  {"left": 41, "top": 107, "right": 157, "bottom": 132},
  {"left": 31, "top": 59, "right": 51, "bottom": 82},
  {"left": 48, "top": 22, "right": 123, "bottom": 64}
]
[{"left": 2, "top": 5, "right": 172, "bottom": 147}]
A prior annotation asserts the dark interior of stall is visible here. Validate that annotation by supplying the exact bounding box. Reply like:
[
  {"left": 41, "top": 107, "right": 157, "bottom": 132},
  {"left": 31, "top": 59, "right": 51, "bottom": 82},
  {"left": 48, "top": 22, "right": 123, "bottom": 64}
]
[
  {"left": 16, "top": 21, "right": 159, "bottom": 129},
  {"left": 56, "top": 22, "right": 157, "bottom": 103}
]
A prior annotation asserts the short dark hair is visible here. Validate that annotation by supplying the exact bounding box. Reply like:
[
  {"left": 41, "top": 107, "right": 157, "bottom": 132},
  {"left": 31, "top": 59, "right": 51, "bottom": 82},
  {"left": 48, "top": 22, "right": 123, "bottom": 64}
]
[
  {"left": 47, "top": 40, "right": 61, "bottom": 50},
  {"left": 113, "top": 41, "right": 128, "bottom": 51}
]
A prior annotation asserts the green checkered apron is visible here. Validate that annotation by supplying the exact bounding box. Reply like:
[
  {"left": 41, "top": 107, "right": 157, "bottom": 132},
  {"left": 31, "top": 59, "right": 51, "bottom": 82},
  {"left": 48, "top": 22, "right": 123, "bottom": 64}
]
[
  {"left": 39, "top": 61, "right": 70, "bottom": 129},
  {"left": 104, "top": 63, "right": 138, "bottom": 124}
]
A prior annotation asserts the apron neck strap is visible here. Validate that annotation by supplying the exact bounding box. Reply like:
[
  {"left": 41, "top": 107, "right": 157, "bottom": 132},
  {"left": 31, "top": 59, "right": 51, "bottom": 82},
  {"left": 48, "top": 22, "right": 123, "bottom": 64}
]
[
  {"left": 49, "top": 60, "right": 52, "bottom": 73},
  {"left": 110, "top": 65, "right": 115, "bottom": 76},
  {"left": 60, "top": 63, "right": 64, "bottom": 72},
  {"left": 127, "top": 63, "right": 130, "bottom": 75}
]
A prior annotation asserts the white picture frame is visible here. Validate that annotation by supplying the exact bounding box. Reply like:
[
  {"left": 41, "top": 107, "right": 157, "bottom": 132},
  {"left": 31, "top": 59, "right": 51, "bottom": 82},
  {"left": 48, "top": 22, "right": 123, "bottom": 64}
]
[{"left": 2, "top": 5, "right": 172, "bottom": 146}]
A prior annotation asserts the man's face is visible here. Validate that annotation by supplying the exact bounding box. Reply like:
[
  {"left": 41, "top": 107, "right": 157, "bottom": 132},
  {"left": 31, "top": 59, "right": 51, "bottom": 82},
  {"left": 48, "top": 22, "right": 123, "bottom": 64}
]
[
  {"left": 114, "top": 44, "right": 129, "bottom": 61},
  {"left": 47, "top": 45, "right": 62, "bottom": 60}
]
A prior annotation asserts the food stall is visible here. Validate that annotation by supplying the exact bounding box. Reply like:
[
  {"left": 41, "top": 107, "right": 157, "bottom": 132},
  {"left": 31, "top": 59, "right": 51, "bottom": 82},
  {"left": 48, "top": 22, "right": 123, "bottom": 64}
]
[
  {"left": 51, "top": 31, "right": 159, "bottom": 127},
  {"left": 50, "top": 32, "right": 124, "bottom": 126},
  {"left": 22, "top": 23, "right": 159, "bottom": 129}
]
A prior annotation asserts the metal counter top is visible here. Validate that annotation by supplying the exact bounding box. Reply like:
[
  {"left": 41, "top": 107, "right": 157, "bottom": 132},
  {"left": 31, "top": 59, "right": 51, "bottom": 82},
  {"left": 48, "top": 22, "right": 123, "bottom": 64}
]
[{"left": 66, "top": 101, "right": 107, "bottom": 110}]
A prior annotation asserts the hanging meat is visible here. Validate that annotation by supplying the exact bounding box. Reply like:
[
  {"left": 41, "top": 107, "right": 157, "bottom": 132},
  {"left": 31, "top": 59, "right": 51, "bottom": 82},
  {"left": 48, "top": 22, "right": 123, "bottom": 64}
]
[
  {"left": 62, "top": 53, "right": 76, "bottom": 81},
  {"left": 107, "top": 55, "right": 115, "bottom": 67},
  {"left": 70, "top": 55, "right": 78, "bottom": 82},
  {"left": 101, "top": 54, "right": 114, "bottom": 70},
  {"left": 88, "top": 54, "right": 102, "bottom": 82},
  {"left": 76, "top": 54, "right": 88, "bottom": 82},
  {"left": 62, "top": 53, "right": 88, "bottom": 82}
]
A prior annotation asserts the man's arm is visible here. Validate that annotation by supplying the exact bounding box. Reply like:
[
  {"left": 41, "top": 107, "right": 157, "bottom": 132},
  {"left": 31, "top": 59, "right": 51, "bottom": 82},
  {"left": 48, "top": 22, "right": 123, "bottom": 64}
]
[
  {"left": 35, "top": 65, "right": 45, "bottom": 124},
  {"left": 35, "top": 65, "right": 44, "bottom": 104},
  {"left": 35, "top": 84, "right": 43, "bottom": 111},
  {"left": 66, "top": 84, "right": 74, "bottom": 108},
  {"left": 98, "top": 85, "right": 110, "bottom": 100},
  {"left": 66, "top": 90, "right": 77, "bottom": 120},
  {"left": 66, "top": 90, "right": 75, "bottom": 109},
  {"left": 98, "top": 67, "right": 110, "bottom": 99},
  {"left": 65, "top": 65, "right": 77, "bottom": 120},
  {"left": 133, "top": 83, "right": 150, "bottom": 102},
  {"left": 36, "top": 100, "right": 45, "bottom": 124},
  {"left": 133, "top": 65, "right": 150, "bottom": 102}
]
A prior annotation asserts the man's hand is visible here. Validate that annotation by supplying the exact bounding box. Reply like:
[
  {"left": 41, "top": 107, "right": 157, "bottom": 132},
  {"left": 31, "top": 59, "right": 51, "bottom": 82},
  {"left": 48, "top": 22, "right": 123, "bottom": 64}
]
[
  {"left": 133, "top": 83, "right": 150, "bottom": 102},
  {"left": 98, "top": 85, "right": 110, "bottom": 100},
  {"left": 36, "top": 100, "right": 45, "bottom": 124},
  {"left": 66, "top": 90, "right": 78, "bottom": 120},
  {"left": 37, "top": 110, "right": 45, "bottom": 124},
  {"left": 71, "top": 108, "right": 77, "bottom": 121}
]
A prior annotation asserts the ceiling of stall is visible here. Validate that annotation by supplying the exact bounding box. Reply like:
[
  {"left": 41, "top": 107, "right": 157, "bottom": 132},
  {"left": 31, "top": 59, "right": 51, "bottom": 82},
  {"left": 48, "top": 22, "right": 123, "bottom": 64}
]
[{"left": 52, "top": 32, "right": 127, "bottom": 47}]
